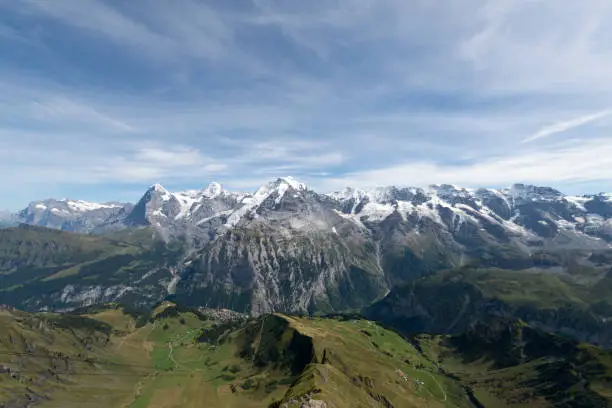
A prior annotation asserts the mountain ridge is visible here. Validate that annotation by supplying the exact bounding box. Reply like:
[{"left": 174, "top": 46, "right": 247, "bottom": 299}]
[
  {"left": 2, "top": 177, "right": 612, "bottom": 322},
  {"left": 5, "top": 178, "right": 612, "bottom": 242}
]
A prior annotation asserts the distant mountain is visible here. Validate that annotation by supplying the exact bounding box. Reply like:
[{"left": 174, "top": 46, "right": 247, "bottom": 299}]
[
  {"left": 15, "top": 198, "right": 132, "bottom": 233},
  {"left": 0, "top": 210, "right": 17, "bottom": 227},
  {"left": 121, "top": 181, "right": 249, "bottom": 245},
  {"left": 7, "top": 179, "right": 612, "bottom": 246},
  {"left": 1, "top": 178, "right": 612, "bottom": 316}
]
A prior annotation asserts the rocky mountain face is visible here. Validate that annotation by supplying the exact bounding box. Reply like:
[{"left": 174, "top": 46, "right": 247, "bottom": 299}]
[
  {"left": 2, "top": 178, "right": 612, "bottom": 316},
  {"left": 173, "top": 179, "right": 386, "bottom": 314}
]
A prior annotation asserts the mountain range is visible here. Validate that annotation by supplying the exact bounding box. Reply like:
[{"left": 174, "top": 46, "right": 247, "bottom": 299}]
[
  {"left": 6, "top": 178, "right": 612, "bottom": 246},
  {"left": 1, "top": 177, "right": 612, "bottom": 347},
  {"left": 2, "top": 177, "right": 612, "bottom": 408}
]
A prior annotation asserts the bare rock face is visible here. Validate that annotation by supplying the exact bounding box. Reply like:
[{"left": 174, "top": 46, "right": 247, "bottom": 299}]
[
  {"left": 300, "top": 400, "right": 327, "bottom": 408},
  {"left": 174, "top": 181, "right": 388, "bottom": 314}
]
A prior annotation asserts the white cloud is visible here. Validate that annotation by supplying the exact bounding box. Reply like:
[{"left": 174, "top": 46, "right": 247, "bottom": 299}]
[
  {"left": 522, "top": 109, "right": 612, "bottom": 143},
  {"left": 0, "top": 139, "right": 226, "bottom": 185},
  {"left": 314, "top": 138, "right": 612, "bottom": 192},
  {"left": 458, "top": 0, "right": 612, "bottom": 93}
]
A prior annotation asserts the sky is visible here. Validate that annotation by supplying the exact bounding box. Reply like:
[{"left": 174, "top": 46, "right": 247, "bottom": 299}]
[{"left": 1, "top": 0, "right": 612, "bottom": 209}]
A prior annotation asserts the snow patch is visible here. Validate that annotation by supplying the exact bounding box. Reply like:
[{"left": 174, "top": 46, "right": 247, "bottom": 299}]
[
  {"left": 152, "top": 209, "right": 167, "bottom": 218},
  {"left": 280, "top": 176, "right": 306, "bottom": 190},
  {"left": 565, "top": 196, "right": 589, "bottom": 211},
  {"left": 358, "top": 202, "right": 395, "bottom": 221},
  {"left": 202, "top": 182, "right": 223, "bottom": 198},
  {"left": 224, "top": 177, "right": 305, "bottom": 227},
  {"left": 66, "top": 200, "right": 123, "bottom": 212},
  {"left": 167, "top": 274, "right": 180, "bottom": 294},
  {"left": 172, "top": 191, "right": 201, "bottom": 219},
  {"left": 556, "top": 218, "right": 577, "bottom": 231},
  {"left": 196, "top": 209, "right": 233, "bottom": 225}
]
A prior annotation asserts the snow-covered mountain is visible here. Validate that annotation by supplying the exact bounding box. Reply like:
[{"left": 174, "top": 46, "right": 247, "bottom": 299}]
[
  {"left": 330, "top": 183, "right": 612, "bottom": 243},
  {"left": 16, "top": 198, "right": 132, "bottom": 232},
  {"left": 4, "top": 178, "right": 612, "bottom": 314},
  {"left": 6, "top": 178, "right": 612, "bottom": 252}
]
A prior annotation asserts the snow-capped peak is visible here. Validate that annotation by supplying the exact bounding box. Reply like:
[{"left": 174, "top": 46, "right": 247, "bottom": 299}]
[
  {"left": 252, "top": 177, "right": 307, "bottom": 202},
  {"left": 428, "top": 184, "right": 473, "bottom": 197},
  {"left": 223, "top": 177, "right": 307, "bottom": 228},
  {"left": 278, "top": 176, "right": 306, "bottom": 191},
  {"left": 149, "top": 183, "right": 168, "bottom": 194},
  {"left": 202, "top": 182, "right": 223, "bottom": 198}
]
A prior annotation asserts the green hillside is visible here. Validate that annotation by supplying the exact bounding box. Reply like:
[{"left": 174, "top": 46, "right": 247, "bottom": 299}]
[
  {"left": 366, "top": 267, "right": 612, "bottom": 347},
  {"left": 1, "top": 303, "right": 611, "bottom": 407},
  {"left": 417, "top": 318, "right": 612, "bottom": 407}
]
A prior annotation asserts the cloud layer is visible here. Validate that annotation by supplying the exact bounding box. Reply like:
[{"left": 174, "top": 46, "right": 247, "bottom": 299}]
[{"left": 1, "top": 0, "right": 612, "bottom": 208}]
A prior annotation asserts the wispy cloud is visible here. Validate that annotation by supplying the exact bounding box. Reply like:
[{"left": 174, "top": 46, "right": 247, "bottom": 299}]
[
  {"left": 2, "top": 1, "right": 612, "bottom": 208},
  {"left": 522, "top": 109, "right": 612, "bottom": 143},
  {"left": 30, "top": 98, "right": 137, "bottom": 133},
  {"left": 19, "top": 0, "right": 232, "bottom": 62},
  {"left": 314, "top": 138, "right": 612, "bottom": 192},
  {"left": 0, "top": 139, "right": 226, "bottom": 185}
]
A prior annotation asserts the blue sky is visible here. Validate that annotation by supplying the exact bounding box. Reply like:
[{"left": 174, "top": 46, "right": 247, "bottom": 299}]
[{"left": 2, "top": 0, "right": 612, "bottom": 209}]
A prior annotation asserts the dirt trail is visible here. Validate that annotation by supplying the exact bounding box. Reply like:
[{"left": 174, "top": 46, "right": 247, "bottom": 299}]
[{"left": 168, "top": 342, "right": 180, "bottom": 369}]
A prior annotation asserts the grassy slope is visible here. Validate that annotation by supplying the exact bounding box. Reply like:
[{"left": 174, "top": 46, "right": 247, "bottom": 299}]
[
  {"left": 125, "top": 302, "right": 290, "bottom": 408},
  {"left": 412, "top": 319, "right": 612, "bottom": 408},
  {"left": 0, "top": 308, "right": 145, "bottom": 408},
  {"left": 410, "top": 267, "right": 612, "bottom": 312},
  {"left": 0, "top": 224, "right": 135, "bottom": 260},
  {"left": 0, "top": 304, "right": 465, "bottom": 408},
  {"left": 273, "top": 314, "right": 467, "bottom": 407},
  {"left": 367, "top": 267, "right": 612, "bottom": 347},
  {"left": 1, "top": 304, "right": 611, "bottom": 408}
]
